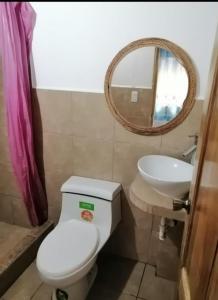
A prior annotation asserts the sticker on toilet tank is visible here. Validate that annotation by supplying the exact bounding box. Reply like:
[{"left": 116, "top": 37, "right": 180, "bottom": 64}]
[
  {"left": 79, "top": 201, "right": 94, "bottom": 211},
  {"left": 81, "top": 210, "right": 94, "bottom": 222}
]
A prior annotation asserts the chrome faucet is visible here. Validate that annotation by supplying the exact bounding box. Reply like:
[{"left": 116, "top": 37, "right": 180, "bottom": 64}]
[
  {"left": 182, "top": 144, "right": 197, "bottom": 157},
  {"left": 182, "top": 134, "right": 199, "bottom": 164}
]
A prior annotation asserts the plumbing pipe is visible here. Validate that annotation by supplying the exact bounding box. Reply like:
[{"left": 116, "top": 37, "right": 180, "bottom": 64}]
[
  {"left": 182, "top": 144, "right": 197, "bottom": 157},
  {"left": 159, "top": 217, "right": 166, "bottom": 240}
]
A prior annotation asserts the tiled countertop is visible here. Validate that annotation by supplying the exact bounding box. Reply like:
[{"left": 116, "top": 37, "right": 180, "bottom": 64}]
[{"left": 129, "top": 173, "right": 187, "bottom": 222}]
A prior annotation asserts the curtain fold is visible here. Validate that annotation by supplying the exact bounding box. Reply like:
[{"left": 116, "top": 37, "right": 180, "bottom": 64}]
[{"left": 0, "top": 2, "right": 48, "bottom": 226}]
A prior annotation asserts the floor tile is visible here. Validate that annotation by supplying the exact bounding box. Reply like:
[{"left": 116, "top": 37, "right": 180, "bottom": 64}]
[
  {"left": 0, "top": 222, "right": 30, "bottom": 268},
  {"left": 116, "top": 295, "right": 136, "bottom": 300},
  {"left": 2, "top": 262, "right": 42, "bottom": 300},
  {"left": 156, "top": 243, "right": 179, "bottom": 281},
  {"left": 32, "top": 281, "right": 137, "bottom": 300},
  {"left": 31, "top": 283, "right": 53, "bottom": 300},
  {"left": 87, "top": 287, "right": 136, "bottom": 300},
  {"left": 91, "top": 254, "right": 145, "bottom": 297},
  {"left": 138, "top": 265, "right": 177, "bottom": 300},
  {"left": 2, "top": 255, "right": 178, "bottom": 300}
]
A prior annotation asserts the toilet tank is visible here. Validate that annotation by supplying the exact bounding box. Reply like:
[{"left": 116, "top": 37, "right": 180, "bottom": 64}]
[{"left": 59, "top": 176, "right": 122, "bottom": 234}]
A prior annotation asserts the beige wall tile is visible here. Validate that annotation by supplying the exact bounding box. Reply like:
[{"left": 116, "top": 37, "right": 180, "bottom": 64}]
[
  {"left": 45, "top": 169, "right": 73, "bottom": 223},
  {"left": 152, "top": 215, "right": 161, "bottom": 232},
  {"left": 0, "top": 194, "right": 13, "bottom": 223},
  {"left": 186, "top": 100, "right": 203, "bottom": 129},
  {"left": 113, "top": 141, "right": 161, "bottom": 186},
  {"left": 71, "top": 92, "right": 114, "bottom": 140},
  {"left": 121, "top": 188, "right": 153, "bottom": 230},
  {"left": 160, "top": 100, "right": 203, "bottom": 157},
  {"left": 0, "top": 98, "right": 6, "bottom": 132},
  {"left": 0, "top": 129, "right": 10, "bottom": 166},
  {"left": 11, "top": 197, "right": 30, "bottom": 227},
  {"left": 72, "top": 136, "right": 113, "bottom": 180},
  {"left": 0, "top": 71, "right": 6, "bottom": 131},
  {"left": 133, "top": 227, "right": 151, "bottom": 262},
  {"left": 147, "top": 231, "right": 160, "bottom": 266},
  {"left": 111, "top": 86, "right": 153, "bottom": 127},
  {"left": 3, "top": 262, "right": 42, "bottom": 300},
  {"left": 0, "top": 84, "right": 8, "bottom": 163},
  {"left": 105, "top": 224, "right": 151, "bottom": 262},
  {"left": 160, "top": 124, "right": 195, "bottom": 157},
  {"left": 35, "top": 89, "right": 73, "bottom": 135},
  {"left": 147, "top": 224, "right": 183, "bottom": 281},
  {"left": 115, "top": 121, "right": 161, "bottom": 145},
  {"left": 43, "top": 132, "right": 73, "bottom": 174},
  {"left": 0, "top": 58, "right": 3, "bottom": 90},
  {"left": 0, "top": 164, "right": 21, "bottom": 198}
]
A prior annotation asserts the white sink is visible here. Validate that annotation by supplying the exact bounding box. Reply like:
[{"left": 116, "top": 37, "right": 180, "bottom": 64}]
[{"left": 137, "top": 155, "right": 193, "bottom": 199}]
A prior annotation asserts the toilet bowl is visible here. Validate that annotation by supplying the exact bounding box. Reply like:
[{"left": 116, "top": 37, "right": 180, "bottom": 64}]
[{"left": 36, "top": 176, "right": 121, "bottom": 300}]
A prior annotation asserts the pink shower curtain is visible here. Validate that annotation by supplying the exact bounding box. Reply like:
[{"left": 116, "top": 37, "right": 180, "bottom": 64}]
[{"left": 0, "top": 2, "right": 48, "bottom": 226}]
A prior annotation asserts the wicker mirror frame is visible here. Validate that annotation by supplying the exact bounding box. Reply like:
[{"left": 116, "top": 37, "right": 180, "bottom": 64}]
[{"left": 104, "top": 38, "right": 196, "bottom": 135}]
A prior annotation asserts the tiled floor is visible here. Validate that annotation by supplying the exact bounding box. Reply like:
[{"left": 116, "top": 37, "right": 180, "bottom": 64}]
[
  {"left": 0, "top": 221, "right": 53, "bottom": 296},
  {"left": 1, "top": 254, "right": 177, "bottom": 300},
  {"left": 0, "top": 221, "right": 53, "bottom": 275},
  {"left": 0, "top": 222, "right": 31, "bottom": 268}
]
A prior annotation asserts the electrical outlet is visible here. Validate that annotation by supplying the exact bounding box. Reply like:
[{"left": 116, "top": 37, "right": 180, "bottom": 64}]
[{"left": 131, "top": 90, "right": 138, "bottom": 102}]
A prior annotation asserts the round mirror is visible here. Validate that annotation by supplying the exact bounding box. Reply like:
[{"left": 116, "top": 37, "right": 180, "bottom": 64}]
[{"left": 104, "top": 38, "right": 196, "bottom": 135}]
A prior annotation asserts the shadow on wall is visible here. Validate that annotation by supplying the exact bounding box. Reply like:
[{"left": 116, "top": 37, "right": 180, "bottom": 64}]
[
  {"left": 103, "top": 188, "right": 143, "bottom": 262},
  {"left": 30, "top": 53, "right": 47, "bottom": 196},
  {"left": 87, "top": 253, "right": 141, "bottom": 299},
  {"left": 32, "top": 89, "right": 46, "bottom": 196},
  {"left": 103, "top": 187, "right": 184, "bottom": 281}
]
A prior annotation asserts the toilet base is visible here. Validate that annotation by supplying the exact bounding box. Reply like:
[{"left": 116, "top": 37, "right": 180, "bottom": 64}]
[{"left": 52, "top": 264, "right": 98, "bottom": 300}]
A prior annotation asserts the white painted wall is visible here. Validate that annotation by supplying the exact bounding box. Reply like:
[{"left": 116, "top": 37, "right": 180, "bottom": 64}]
[
  {"left": 30, "top": 2, "right": 218, "bottom": 99},
  {"left": 112, "top": 47, "right": 155, "bottom": 88}
]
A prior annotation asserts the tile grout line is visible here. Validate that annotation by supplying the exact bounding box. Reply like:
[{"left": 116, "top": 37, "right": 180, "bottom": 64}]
[
  {"left": 136, "top": 263, "right": 146, "bottom": 299},
  {"left": 159, "top": 134, "right": 163, "bottom": 154},
  {"left": 30, "top": 282, "right": 44, "bottom": 300}
]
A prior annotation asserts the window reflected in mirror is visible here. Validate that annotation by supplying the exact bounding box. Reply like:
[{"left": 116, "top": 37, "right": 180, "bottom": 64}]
[
  {"left": 154, "top": 48, "right": 188, "bottom": 127},
  {"left": 110, "top": 46, "right": 189, "bottom": 128}
]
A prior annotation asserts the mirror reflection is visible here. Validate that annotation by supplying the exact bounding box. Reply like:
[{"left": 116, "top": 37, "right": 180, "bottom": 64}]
[{"left": 110, "top": 46, "right": 189, "bottom": 127}]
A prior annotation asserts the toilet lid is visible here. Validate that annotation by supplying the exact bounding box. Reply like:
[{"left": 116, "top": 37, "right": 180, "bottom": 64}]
[{"left": 37, "top": 220, "right": 99, "bottom": 278}]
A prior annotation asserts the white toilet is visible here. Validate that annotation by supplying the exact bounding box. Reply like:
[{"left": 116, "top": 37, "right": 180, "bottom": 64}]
[{"left": 36, "top": 176, "right": 121, "bottom": 300}]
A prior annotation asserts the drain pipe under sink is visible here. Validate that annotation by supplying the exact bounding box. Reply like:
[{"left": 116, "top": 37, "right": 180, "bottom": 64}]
[
  {"left": 158, "top": 217, "right": 175, "bottom": 240},
  {"left": 159, "top": 217, "right": 167, "bottom": 240}
]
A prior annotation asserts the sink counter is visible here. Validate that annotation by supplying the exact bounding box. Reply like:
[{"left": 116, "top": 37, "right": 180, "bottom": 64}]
[{"left": 129, "top": 173, "right": 187, "bottom": 222}]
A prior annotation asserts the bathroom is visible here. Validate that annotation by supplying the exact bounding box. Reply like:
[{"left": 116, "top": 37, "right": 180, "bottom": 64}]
[{"left": 0, "top": 2, "right": 218, "bottom": 300}]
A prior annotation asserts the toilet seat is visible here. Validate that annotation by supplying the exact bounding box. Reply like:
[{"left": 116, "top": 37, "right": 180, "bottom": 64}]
[{"left": 36, "top": 220, "right": 99, "bottom": 278}]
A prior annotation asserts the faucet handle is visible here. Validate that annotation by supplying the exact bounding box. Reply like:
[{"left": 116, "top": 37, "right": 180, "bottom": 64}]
[{"left": 188, "top": 134, "right": 199, "bottom": 145}]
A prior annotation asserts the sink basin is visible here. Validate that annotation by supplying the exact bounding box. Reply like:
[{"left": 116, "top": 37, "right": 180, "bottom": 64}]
[{"left": 137, "top": 155, "right": 193, "bottom": 199}]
